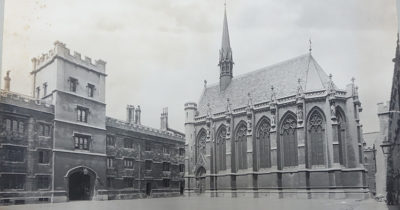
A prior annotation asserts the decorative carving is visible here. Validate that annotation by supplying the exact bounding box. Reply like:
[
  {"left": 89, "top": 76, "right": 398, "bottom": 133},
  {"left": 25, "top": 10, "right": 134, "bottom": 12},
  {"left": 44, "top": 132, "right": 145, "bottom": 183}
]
[
  {"left": 297, "top": 105, "right": 303, "bottom": 124},
  {"left": 236, "top": 125, "right": 247, "bottom": 142},
  {"left": 330, "top": 102, "right": 336, "bottom": 120},
  {"left": 281, "top": 116, "right": 297, "bottom": 135},
  {"left": 309, "top": 112, "right": 323, "bottom": 131}
]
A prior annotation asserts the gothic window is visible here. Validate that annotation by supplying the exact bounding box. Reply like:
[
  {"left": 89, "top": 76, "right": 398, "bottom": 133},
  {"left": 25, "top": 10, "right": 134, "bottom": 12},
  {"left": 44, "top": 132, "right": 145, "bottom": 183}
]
[
  {"left": 69, "top": 77, "right": 78, "bottom": 92},
  {"left": 235, "top": 123, "right": 247, "bottom": 170},
  {"left": 38, "top": 150, "right": 50, "bottom": 164},
  {"left": 37, "top": 123, "right": 51, "bottom": 137},
  {"left": 308, "top": 110, "right": 325, "bottom": 166},
  {"left": 106, "top": 135, "right": 115, "bottom": 146},
  {"left": 87, "top": 83, "right": 95, "bottom": 98},
  {"left": 5, "top": 146, "right": 24, "bottom": 162},
  {"left": 179, "top": 164, "right": 185, "bottom": 172},
  {"left": 107, "top": 157, "right": 114, "bottom": 169},
  {"left": 74, "top": 134, "right": 90, "bottom": 150},
  {"left": 77, "top": 106, "right": 88, "bottom": 123},
  {"left": 257, "top": 119, "right": 271, "bottom": 168},
  {"left": 281, "top": 114, "right": 298, "bottom": 167},
  {"left": 336, "top": 110, "right": 346, "bottom": 165},
  {"left": 196, "top": 130, "right": 207, "bottom": 165},
  {"left": 216, "top": 126, "right": 227, "bottom": 171},
  {"left": 123, "top": 158, "right": 134, "bottom": 168},
  {"left": 3, "top": 118, "right": 25, "bottom": 134}
]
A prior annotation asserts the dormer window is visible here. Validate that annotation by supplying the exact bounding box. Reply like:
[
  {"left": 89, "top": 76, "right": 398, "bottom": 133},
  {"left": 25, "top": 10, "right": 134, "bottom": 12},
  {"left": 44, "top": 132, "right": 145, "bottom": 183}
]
[
  {"left": 69, "top": 77, "right": 78, "bottom": 92},
  {"left": 87, "top": 83, "right": 95, "bottom": 98}
]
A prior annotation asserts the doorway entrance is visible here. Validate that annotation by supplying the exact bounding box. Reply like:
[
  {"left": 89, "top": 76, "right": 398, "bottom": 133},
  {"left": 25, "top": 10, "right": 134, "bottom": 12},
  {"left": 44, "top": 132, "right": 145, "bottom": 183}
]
[
  {"left": 195, "top": 166, "right": 206, "bottom": 193},
  {"left": 69, "top": 171, "right": 91, "bottom": 200},
  {"left": 146, "top": 182, "right": 152, "bottom": 196},
  {"left": 67, "top": 167, "right": 96, "bottom": 201}
]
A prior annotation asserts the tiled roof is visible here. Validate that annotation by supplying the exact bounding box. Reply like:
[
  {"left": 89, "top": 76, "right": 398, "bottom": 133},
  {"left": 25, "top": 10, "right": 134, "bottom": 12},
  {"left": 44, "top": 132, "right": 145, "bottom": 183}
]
[{"left": 198, "top": 53, "right": 336, "bottom": 116}]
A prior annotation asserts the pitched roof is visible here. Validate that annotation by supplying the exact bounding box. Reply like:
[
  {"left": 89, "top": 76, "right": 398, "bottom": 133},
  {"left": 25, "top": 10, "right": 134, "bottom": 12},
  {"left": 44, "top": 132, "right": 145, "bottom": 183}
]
[{"left": 198, "top": 53, "right": 336, "bottom": 116}]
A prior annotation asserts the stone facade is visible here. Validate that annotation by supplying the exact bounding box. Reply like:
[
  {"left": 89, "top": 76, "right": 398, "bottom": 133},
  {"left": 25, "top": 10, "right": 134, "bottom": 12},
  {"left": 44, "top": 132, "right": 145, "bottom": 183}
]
[
  {"left": 184, "top": 7, "right": 368, "bottom": 199},
  {"left": 0, "top": 42, "right": 184, "bottom": 205}
]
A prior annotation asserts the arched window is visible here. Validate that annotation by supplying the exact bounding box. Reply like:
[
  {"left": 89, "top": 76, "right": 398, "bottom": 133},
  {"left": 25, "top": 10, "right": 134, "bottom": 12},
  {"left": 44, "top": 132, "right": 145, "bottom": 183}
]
[
  {"left": 257, "top": 118, "right": 271, "bottom": 168},
  {"left": 281, "top": 113, "right": 298, "bottom": 167},
  {"left": 308, "top": 109, "right": 325, "bottom": 166},
  {"left": 336, "top": 110, "right": 346, "bottom": 165},
  {"left": 235, "top": 123, "right": 247, "bottom": 170},
  {"left": 196, "top": 130, "right": 207, "bottom": 166},
  {"left": 216, "top": 126, "right": 227, "bottom": 171}
]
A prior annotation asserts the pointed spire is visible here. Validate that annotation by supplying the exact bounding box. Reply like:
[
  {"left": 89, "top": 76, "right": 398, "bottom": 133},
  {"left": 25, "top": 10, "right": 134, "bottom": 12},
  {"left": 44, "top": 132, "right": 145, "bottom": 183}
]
[
  {"left": 219, "top": 2, "right": 234, "bottom": 91},
  {"left": 221, "top": 5, "right": 231, "bottom": 59}
]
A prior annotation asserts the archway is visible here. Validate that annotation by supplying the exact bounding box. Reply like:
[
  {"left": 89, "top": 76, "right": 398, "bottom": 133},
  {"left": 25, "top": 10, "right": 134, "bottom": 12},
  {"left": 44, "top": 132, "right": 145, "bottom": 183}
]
[
  {"left": 66, "top": 167, "right": 96, "bottom": 201},
  {"left": 195, "top": 166, "right": 206, "bottom": 193}
]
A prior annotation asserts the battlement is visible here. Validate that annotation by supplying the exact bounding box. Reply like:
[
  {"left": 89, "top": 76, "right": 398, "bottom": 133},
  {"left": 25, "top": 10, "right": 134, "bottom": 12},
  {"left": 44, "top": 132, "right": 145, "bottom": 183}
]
[
  {"left": 377, "top": 101, "right": 390, "bottom": 115},
  {"left": 0, "top": 90, "right": 54, "bottom": 114},
  {"left": 106, "top": 117, "right": 184, "bottom": 142},
  {"left": 31, "top": 41, "right": 107, "bottom": 74},
  {"left": 184, "top": 102, "right": 197, "bottom": 110}
]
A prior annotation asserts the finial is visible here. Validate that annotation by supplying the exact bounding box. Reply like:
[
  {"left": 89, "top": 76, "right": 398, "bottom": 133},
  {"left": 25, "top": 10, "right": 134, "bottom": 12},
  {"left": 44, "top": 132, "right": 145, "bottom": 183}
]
[
  {"left": 351, "top": 77, "right": 355, "bottom": 84},
  {"left": 271, "top": 85, "right": 274, "bottom": 91},
  {"left": 298, "top": 78, "right": 301, "bottom": 85},
  {"left": 204, "top": 80, "right": 207, "bottom": 88},
  {"left": 329, "top": 73, "right": 332, "bottom": 80},
  {"left": 224, "top": 0, "right": 226, "bottom": 8},
  {"left": 309, "top": 38, "right": 312, "bottom": 53}
]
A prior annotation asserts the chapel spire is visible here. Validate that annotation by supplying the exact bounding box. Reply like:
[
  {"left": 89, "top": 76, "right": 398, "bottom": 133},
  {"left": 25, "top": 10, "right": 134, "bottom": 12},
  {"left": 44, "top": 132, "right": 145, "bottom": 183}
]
[{"left": 219, "top": 3, "right": 234, "bottom": 91}]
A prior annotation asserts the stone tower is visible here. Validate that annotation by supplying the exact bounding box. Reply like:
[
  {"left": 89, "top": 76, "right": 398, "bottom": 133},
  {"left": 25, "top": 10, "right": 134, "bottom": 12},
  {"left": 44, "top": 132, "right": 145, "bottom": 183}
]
[
  {"left": 31, "top": 41, "right": 107, "bottom": 202},
  {"left": 184, "top": 102, "right": 197, "bottom": 176},
  {"left": 218, "top": 6, "right": 233, "bottom": 91}
]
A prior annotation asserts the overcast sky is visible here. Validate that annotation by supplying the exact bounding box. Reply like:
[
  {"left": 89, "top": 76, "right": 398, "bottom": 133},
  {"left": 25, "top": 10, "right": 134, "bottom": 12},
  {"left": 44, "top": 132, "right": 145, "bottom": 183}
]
[{"left": 1, "top": 0, "right": 399, "bottom": 133}]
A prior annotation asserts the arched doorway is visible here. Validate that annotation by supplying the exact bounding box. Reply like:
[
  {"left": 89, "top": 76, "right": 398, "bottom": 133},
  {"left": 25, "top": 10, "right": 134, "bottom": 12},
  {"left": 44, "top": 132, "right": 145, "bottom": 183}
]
[
  {"left": 66, "top": 167, "right": 96, "bottom": 201},
  {"left": 195, "top": 166, "right": 206, "bottom": 193}
]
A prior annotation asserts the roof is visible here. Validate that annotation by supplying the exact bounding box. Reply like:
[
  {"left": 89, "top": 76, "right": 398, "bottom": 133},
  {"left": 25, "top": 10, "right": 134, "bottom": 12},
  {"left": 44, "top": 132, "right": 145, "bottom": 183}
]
[
  {"left": 198, "top": 53, "right": 336, "bottom": 115},
  {"left": 363, "top": 132, "right": 380, "bottom": 148}
]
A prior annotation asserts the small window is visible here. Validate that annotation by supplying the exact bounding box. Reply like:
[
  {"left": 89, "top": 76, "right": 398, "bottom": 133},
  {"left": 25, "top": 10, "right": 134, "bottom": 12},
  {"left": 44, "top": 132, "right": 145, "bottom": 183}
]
[
  {"left": 124, "top": 139, "right": 134, "bottom": 149},
  {"left": 163, "top": 179, "right": 170, "bottom": 188},
  {"left": 123, "top": 177, "right": 134, "bottom": 188},
  {"left": 163, "top": 146, "right": 169, "bottom": 154},
  {"left": 69, "top": 77, "right": 78, "bottom": 92},
  {"left": 179, "top": 164, "right": 185, "bottom": 172},
  {"left": 145, "top": 160, "right": 152, "bottom": 170},
  {"left": 106, "top": 135, "right": 115, "bottom": 146},
  {"left": 38, "top": 150, "right": 50, "bottom": 164},
  {"left": 4, "top": 118, "right": 25, "bottom": 134},
  {"left": 162, "top": 162, "right": 170, "bottom": 171},
  {"left": 5, "top": 147, "right": 24, "bottom": 162},
  {"left": 145, "top": 143, "right": 151, "bottom": 151},
  {"left": 124, "top": 158, "right": 134, "bottom": 168},
  {"left": 87, "top": 84, "right": 95, "bottom": 97},
  {"left": 37, "top": 124, "right": 51, "bottom": 137},
  {"left": 77, "top": 106, "right": 89, "bottom": 123},
  {"left": 107, "top": 157, "right": 114, "bottom": 169},
  {"left": 74, "top": 134, "right": 90, "bottom": 150},
  {"left": 43, "top": 83, "right": 48, "bottom": 96},
  {"left": 37, "top": 175, "right": 50, "bottom": 189},
  {"left": 179, "top": 148, "right": 185, "bottom": 156}
]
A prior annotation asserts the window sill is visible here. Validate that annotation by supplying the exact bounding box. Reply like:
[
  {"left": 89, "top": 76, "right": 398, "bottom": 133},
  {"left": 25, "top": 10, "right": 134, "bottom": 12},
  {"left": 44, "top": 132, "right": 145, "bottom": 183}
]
[{"left": 38, "top": 163, "right": 50, "bottom": 166}]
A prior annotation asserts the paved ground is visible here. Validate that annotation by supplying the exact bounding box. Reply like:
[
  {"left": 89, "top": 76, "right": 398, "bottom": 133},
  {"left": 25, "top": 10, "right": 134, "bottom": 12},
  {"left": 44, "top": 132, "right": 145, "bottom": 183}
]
[{"left": 0, "top": 196, "right": 397, "bottom": 210}]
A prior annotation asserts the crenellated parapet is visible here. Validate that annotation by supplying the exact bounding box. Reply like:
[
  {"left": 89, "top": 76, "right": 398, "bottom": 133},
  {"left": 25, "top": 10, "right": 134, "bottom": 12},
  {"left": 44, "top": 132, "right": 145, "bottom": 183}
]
[
  {"left": 31, "top": 41, "right": 107, "bottom": 75},
  {"left": 106, "top": 117, "right": 185, "bottom": 142},
  {"left": 0, "top": 90, "right": 54, "bottom": 113}
]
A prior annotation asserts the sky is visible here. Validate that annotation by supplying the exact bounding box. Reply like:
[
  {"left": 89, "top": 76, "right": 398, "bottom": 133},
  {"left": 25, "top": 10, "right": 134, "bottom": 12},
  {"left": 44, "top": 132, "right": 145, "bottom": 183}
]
[{"left": 1, "top": 0, "right": 399, "bottom": 133}]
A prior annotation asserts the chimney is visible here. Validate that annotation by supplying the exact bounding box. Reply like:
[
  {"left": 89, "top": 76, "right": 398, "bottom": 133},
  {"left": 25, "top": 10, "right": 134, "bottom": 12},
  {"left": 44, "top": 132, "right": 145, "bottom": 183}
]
[
  {"left": 135, "top": 105, "right": 141, "bottom": 124},
  {"left": 160, "top": 107, "right": 168, "bottom": 130},
  {"left": 126, "top": 105, "right": 135, "bottom": 124},
  {"left": 3, "top": 70, "right": 10, "bottom": 91}
]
